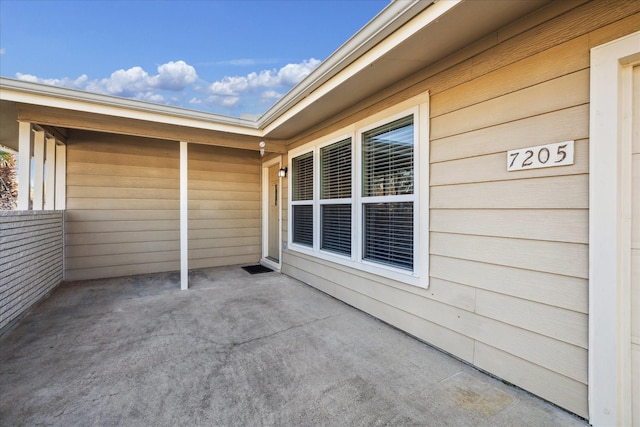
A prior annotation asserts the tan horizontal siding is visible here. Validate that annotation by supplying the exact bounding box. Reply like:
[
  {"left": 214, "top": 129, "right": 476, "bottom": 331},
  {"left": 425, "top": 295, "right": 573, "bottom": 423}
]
[
  {"left": 431, "top": 69, "right": 589, "bottom": 140},
  {"left": 188, "top": 144, "right": 261, "bottom": 268},
  {"left": 430, "top": 255, "right": 587, "bottom": 314},
  {"left": 67, "top": 162, "right": 179, "bottom": 179},
  {"left": 65, "top": 210, "right": 179, "bottom": 222},
  {"left": 67, "top": 174, "right": 179, "bottom": 189},
  {"left": 430, "top": 34, "right": 590, "bottom": 117},
  {"left": 474, "top": 342, "right": 587, "bottom": 417},
  {"left": 66, "top": 250, "right": 180, "bottom": 270},
  {"left": 430, "top": 232, "right": 588, "bottom": 279},
  {"left": 430, "top": 209, "right": 588, "bottom": 244},
  {"left": 283, "top": 252, "right": 587, "bottom": 385},
  {"left": 431, "top": 175, "right": 589, "bottom": 209},
  {"left": 65, "top": 132, "right": 262, "bottom": 280},
  {"left": 283, "top": 256, "right": 477, "bottom": 362},
  {"left": 65, "top": 132, "right": 180, "bottom": 280},
  {"left": 279, "top": 2, "right": 640, "bottom": 419},
  {"left": 430, "top": 139, "right": 588, "bottom": 186},
  {"left": 430, "top": 104, "right": 588, "bottom": 163},
  {"left": 64, "top": 261, "right": 180, "bottom": 282}
]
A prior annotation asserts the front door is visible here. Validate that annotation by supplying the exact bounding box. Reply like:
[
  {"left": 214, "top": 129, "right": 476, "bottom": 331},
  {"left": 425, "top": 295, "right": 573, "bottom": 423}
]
[{"left": 267, "top": 163, "right": 280, "bottom": 262}]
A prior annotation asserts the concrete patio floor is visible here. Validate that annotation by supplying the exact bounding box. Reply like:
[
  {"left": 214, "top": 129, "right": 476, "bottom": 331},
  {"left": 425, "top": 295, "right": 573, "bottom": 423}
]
[{"left": 1, "top": 266, "right": 587, "bottom": 426}]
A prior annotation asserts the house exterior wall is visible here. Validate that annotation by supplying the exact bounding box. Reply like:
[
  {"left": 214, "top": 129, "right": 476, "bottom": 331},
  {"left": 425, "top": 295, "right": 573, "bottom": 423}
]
[
  {"left": 188, "top": 143, "right": 261, "bottom": 270},
  {"left": 65, "top": 131, "right": 181, "bottom": 281},
  {"left": 65, "top": 131, "right": 261, "bottom": 281},
  {"left": 0, "top": 210, "right": 64, "bottom": 335},
  {"left": 281, "top": 1, "right": 640, "bottom": 418}
]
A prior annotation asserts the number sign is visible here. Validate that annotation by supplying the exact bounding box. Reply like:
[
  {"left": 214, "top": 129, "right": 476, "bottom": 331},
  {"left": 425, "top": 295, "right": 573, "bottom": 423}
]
[{"left": 507, "top": 140, "right": 574, "bottom": 171}]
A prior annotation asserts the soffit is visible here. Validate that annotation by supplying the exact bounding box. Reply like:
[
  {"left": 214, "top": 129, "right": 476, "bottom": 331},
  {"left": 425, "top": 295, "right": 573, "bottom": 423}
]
[
  {"left": 262, "top": 0, "right": 552, "bottom": 141},
  {"left": 11, "top": 102, "right": 287, "bottom": 153}
]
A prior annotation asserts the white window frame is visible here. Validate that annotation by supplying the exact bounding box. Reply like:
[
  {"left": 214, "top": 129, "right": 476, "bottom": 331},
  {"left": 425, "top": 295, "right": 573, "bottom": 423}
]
[
  {"left": 290, "top": 150, "right": 315, "bottom": 248},
  {"left": 318, "top": 136, "right": 355, "bottom": 259},
  {"left": 287, "top": 93, "right": 430, "bottom": 288},
  {"left": 356, "top": 109, "right": 417, "bottom": 273}
]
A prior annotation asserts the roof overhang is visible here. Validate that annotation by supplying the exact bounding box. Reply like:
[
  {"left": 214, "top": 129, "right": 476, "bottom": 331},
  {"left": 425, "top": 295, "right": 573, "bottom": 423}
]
[
  {"left": 259, "top": 0, "right": 553, "bottom": 140},
  {"left": 0, "top": 79, "right": 277, "bottom": 152},
  {"left": 1, "top": 0, "right": 553, "bottom": 150}
]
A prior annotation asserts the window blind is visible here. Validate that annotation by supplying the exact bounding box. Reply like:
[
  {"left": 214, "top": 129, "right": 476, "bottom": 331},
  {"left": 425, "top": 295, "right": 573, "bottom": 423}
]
[
  {"left": 292, "top": 152, "right": 313, "bottom": 201},
  {"left": 321, "top": 138, "right": 352, "bottom": 200},
  {"left": 362, "top": 115, "right": 414, "bottom": 197},
  {"left": 363, "top": 202, "right": 413, "bottom": 270},
  {"left": 292, "top": 205, "right": 313, "bottom": 246},
  {"left": 321, "top": 204, "right": 351, "bottom": 256}
]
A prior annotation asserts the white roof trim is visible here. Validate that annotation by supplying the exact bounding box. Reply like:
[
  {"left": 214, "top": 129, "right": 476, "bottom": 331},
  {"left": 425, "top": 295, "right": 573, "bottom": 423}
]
[
  {"left": 0, "top": 77, "right": 261, "bottom": 136},
  {"left": 256, "top": 0, "right": 436, "bottom": 129},
  {"left": 0, "top": 0, "right": 452, "bottom": 138}
]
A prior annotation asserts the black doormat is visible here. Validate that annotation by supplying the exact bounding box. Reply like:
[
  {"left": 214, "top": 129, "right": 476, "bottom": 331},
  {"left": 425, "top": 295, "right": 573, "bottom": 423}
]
[{"left": 242, "top": 264, "right": 273, "bottom": 274}]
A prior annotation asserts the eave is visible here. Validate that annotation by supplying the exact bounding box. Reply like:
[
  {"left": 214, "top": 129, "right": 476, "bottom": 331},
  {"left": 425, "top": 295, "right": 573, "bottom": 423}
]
[{"left": 1, "top": 0, "right": 554, "bottom": 151}]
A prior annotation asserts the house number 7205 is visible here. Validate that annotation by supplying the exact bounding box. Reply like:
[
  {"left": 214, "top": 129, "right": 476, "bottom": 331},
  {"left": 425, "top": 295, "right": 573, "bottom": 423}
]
[{"left": 507, "top": 140, "right": 574, "bottom": 172}]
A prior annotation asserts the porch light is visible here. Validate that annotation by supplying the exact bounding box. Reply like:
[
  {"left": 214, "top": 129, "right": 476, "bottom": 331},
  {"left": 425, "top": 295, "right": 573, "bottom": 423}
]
[{"left": 278, "top": 167, "right": 288, "bottom": 178}]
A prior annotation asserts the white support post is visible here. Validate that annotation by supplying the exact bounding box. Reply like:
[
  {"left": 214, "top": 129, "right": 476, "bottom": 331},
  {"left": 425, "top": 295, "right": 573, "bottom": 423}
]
[
  {"left": 54, "top": 144, "right": 66, "bottom": 210},
  {"left": 180, "top": 141, "right": 189, "bottom": 290},
  {"left": 17, "top": 122, "right": 32, "bottom": 210},
  {"left": 44, "top": 137, "right": 56, "bottom": 210},
  {"left": 32, "top": 130, "right": 45, "bottom": 210}
]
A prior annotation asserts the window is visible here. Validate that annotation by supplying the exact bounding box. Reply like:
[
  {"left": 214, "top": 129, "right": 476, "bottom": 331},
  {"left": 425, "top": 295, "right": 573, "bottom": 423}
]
[
  {"left": 288, "top": 96, "right": 428, "bottom": 287},
  {"left": 291, "top": 152, "right": 313, "bottom": 247},
  {"left": 320, "top": 138, "right": 352, "bottom": 256},
  {"left": 362, "top": 116, "right": 414, "bottom": 270}
]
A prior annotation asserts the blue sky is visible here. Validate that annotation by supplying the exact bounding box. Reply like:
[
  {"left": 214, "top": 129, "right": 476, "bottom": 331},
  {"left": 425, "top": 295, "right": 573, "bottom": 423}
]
[{"left": 0, "top": 0, "right": 389, "bottom": 118}]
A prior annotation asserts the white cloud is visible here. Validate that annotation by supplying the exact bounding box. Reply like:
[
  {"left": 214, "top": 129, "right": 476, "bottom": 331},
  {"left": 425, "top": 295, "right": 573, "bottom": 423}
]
[
  {"left": 261, "top": 90, "right": 283, "bottom": 103},
  {"left": 15, "top": 73, "right": 89, "bottom": 89},
  {"left": 207, "top": 58, "right": 320, "bottom": 97},
  {"left": 0, "top": 48, "right": 6, "bottom": 56},
  {"left": 16, "top": 60, "right": 197, "bottom": 98},
  {"left": 13, "top": 58, "right": 321, "bottom": 115},
  {"left": 151, "top": 60, "right": 198, "bottom": 91}
]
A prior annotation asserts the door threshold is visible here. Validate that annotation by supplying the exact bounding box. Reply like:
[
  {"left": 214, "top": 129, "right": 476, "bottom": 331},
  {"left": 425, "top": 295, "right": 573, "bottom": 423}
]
[{"left": 260, "top": 257, "right": 281, "bottom": 272}]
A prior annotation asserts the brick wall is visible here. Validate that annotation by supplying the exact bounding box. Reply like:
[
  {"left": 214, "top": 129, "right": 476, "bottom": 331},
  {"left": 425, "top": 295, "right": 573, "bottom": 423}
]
[{"left": 0, "top": 211, "right": 64, "bottom": 335}]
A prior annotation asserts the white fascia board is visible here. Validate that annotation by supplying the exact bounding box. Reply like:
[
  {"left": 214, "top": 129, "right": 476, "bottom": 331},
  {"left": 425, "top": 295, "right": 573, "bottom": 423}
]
[
  {"left": 0, "top": 77, "right": 261, "bottom": 137},
  {"left": 259, "top": 0, "right": 456, "bottom": 133}
]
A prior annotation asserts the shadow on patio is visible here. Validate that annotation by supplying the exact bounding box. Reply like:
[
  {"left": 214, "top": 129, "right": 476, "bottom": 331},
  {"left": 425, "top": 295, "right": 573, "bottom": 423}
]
[{"left": 0, "top": 266, "right": 586, "bottom": 426}]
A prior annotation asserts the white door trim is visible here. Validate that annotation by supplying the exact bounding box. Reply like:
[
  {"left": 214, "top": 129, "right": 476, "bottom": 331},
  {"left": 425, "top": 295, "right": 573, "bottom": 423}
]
[
  {"left": 589, "top": 30, "right": 640, "bottom": 427},
  {"left": 261, "top": 156, "right": 282, "bottom": 270}
]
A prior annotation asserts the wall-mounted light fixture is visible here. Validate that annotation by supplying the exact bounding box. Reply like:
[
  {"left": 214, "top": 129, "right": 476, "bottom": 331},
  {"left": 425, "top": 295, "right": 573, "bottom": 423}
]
[
  {"left": 278, "top": 167, "right": 288, "bottom": 178},
  {"left": 259, "top": 141, "right": 265, "bottom": 157}
]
